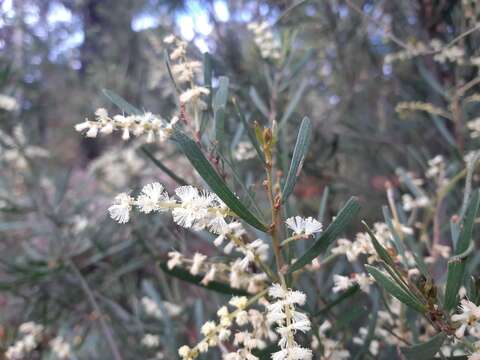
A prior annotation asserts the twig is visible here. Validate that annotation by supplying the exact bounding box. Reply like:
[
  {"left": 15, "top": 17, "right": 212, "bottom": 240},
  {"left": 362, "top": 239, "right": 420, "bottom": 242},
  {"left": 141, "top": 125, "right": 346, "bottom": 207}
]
[
  {"left": 68, "top": 261, "right": 123, "bottom": 360},
  {"left": 443, "top": 23, "right": 480, "bottom": 52},
  {"left": 460, "top": 151, "right": 480, "bottom": 218},
  {"left": 344, "top": 0, "right": 411, "bottom": 50},
  {"left": 345, "top": 0, "right": 480, "bottom": 57},
  {"left": 273, "top": 0, "right": 311, "bottom": 26}
]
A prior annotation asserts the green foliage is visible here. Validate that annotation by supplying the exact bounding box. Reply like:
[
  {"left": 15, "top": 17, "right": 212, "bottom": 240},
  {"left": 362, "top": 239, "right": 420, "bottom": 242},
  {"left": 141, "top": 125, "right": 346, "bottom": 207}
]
[
  {"left": 365, "top": 265, "right": 426, "bottom": 313},
  {"left": 444, "top": 189, "right": 480, "bottom": 310},
  {"left": 3, "top": 1, "right": 480, "bottom": 358},
  {"left": 171, "top": 129, "right": 267, "bottom": 232},
  {"left": 400, "top": 333, "right": 447, "bottom": 359},
  {"left": 287, "top": 197, "right": 360, "bottom": 273},
  {"left": 282, "top": 117, "right": 312, "bottom": 202}
]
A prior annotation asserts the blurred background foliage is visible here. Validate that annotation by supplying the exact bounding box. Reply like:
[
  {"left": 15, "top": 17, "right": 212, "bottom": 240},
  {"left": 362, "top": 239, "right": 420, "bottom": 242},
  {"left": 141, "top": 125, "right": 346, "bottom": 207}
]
[{"left": 1, "top": 0, "right": 480, "bottom": 358}]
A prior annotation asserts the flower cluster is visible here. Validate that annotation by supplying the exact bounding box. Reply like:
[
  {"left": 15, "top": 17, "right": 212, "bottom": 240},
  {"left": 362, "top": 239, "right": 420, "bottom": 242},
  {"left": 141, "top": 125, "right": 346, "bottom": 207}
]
[
  {"left": 452, "top": 299, "right": 480, "bottom": 339},
  {"left": 332, "top": 273, "right": 374, "bottom": 293},
  {"left": 75, "top": 108, "right": 178, "bottom": 143},
  {"left": 49, "top": 336, "right": 72, "bottom": 359},
  {"left": 331, "top": 222, "right": 393, "bottom": 264},
  {"left": 110, "top": 182, "right": 271, "bottom": 290},
  {"left": 179, "top": 295, "right": 274, "bottom": 360},
  {"left": 0, "top": 125, "right": 50, "bottom": 170},
  {"left": 384, "top": 41, "right": 431, "bottom": 64},
  {"left": 109, "top": 183, "right": 233, "bottom": 231},
  {"left": 0, "top": 94, "right": 19, "bottom": 111},
  {"left": 311, "top": 320, "right": 350, "bottom": 359},
  {"left": 385, "top": 39, "right": 465, "bottom": 65},
  {"left": 395, "top": 168, "right": 431, "bottom": 212},
  {"left": 142, "top": 334, "right": 161, "bottom": 348},
  {"left": 167, "top": 251, "right": 268, "bottom": 293},
  {"left": 267, "top": 284, "right": 312, "bottom": 360},
  {"left": 141, "top": 296, "right": 182, "bottom": 320},
  {"left": 426, "top": 155, "right": 446, "bottom": 181},
  {"left": 432, "top": 44, "right": 465, "bottom": 64},
  {"left": 247, "top": 22, "right": 282, "bottom": 61},
  {"left": 6, "top": 322, "right": 44, "bottom": 359},
  {"left": 401, "top": 193, "right": 429, "bottom": 212},
  {"left": 88, "top": 143, "right": 147, "bottom": 189},
  {"left": 468, "top": 118, "right": 480, "bottom": 139},
  {"left": 395, "top": 101, "right": 448, "bottom": 119},
  {"left": 164, "top": 34, "right": 210, "bottom": 109},
  {"left": 234, "top": 141, "right": 257, "bottom": 161}
]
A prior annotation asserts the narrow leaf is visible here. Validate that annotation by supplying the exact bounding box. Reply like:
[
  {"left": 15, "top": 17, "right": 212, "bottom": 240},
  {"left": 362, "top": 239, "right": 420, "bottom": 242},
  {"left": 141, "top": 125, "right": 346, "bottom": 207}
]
[
  {"left": 164, "top": 51, "right": 181, "bottom": 94},
  {"left": 288, "top": 197, "right": 360, "bottom": 273},
  {"left": 353, "top": 289, "right": 379, "bottom": 360},
  {"left": 170, "top": 130, "right": 267, "bottom": 232},
  {"left": 203, "top": 52, "right": 213, "bottom": 112},
  {"left": 213, "top": 76, "right": 229, "bottom": 112},
  {"left": 400, "top": 333, "right": 446, "bottom": 360},
  {"left": 214, "top": 107, "right": 226, "bottom": 150},
  {"left": 382, "top": 206, "right": 407, "bottom": 262},
  {"left": 315, "top": 285, "right": 359, "bottom": 316},
  {"left": 279, "top": 80, "right": 308, "bottom": 126},
  {"left": 249, "top": 86, "right": 269, "bottom": 118},
  {"left": 456, "top": 189, "right": 480, "bottom": 254},
  {"left": 140, "top": 146, "right": 188, "bottom": 186},
  {"left": 282, "top": 117, "right": 312, "bottom": 202},
  {"left": 279, "top": 48, "right": 314, "bottom": 92},
  {"left": 213, "top": 77, "right": 229, "bottom": 150},
  {"left": 366, "top": 265, "right": 426, "bottom": 313},
  {"left": 159, "top": 262, "right": 248, "bottom": 296},
  {"left": 102, "top": 89, "right": 142, "bottom": 115},
  {"left": 234, "top": 99, "right": 265, "bottom": 163},
  {"left": 444, "top": 189, "right": 480, "bottom": 310},
  {"left": 363, "top": 221, "right": 396, "bottom": 271}
]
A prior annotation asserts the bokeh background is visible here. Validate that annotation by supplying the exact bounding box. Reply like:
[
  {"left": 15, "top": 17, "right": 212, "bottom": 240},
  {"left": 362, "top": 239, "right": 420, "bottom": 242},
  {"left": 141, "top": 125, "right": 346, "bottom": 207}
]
[{"left": 1, "top": 0, "right": 479, "bottom": 359}]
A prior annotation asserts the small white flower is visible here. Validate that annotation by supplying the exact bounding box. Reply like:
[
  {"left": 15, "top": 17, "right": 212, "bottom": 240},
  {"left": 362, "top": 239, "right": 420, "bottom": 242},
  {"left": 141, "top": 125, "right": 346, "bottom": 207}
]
[
  {"left": 136, "top": 182, "right": 173, "bottom": 214},
  {"left": 49, "top": 336, "right": 72, "bottom": 359},
  {"left": 272, "top": 347, "right": 312, "bottom": 360},
  {"left": 468, "top": 118, "right": 480, "bottom": 138},
  {"left": 234, "top": 141, "right": 256, "bottom": 161},
  {"left": 331, "top": 238, "right": 357, "bottom": 262},
  {"left": 190, "top": 252, "right": 207, "bottom": 275},
  {"left": 74, "top": 120, "right": 91, "bottom": 132},
  {"left": 201, "top": 265, "right": 216, "bottom": 285},
  {"left": 178, "top": 345, "right": 193, "bottom": 359},
  {"left": 286, "top": 216, "right": 322, "bottom": 237},
  {"left": 167, "top": 251, "right": 183, "bottom": 270},
  {"left": 200, "top": 321, "right": 217, "bottom": 337},
  {"left": 163, "top": 34, "right": 176, "bottom": 44},
  {"left": 355, "top": 273, "right": 374, "bottom": 293},
  {"left": 86, "top": 125, "right": 99, "bottom": 138},
  {"left": 229, "top": 296, "right": 248, "bottom": 310},
  {"left": 452, "top": 299, "right": 480, "bottom": 338},
  {"left": 179, "top": 86, "right": 210, "bottom": 104},
  {"left": 142, "top": 297, "right": 163, "bottom": 319},
  {"left": 108, "top": 193, "right": 133, "bottom": 223},
  {"left": 332, "top": 274, "right": 355, "bottom": 293},
  {"left": 0, "top": 94, "right": 19, "bottom": 111},
  {"left": 142, "top": 334, "right": 160, "bottom": 348}
]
